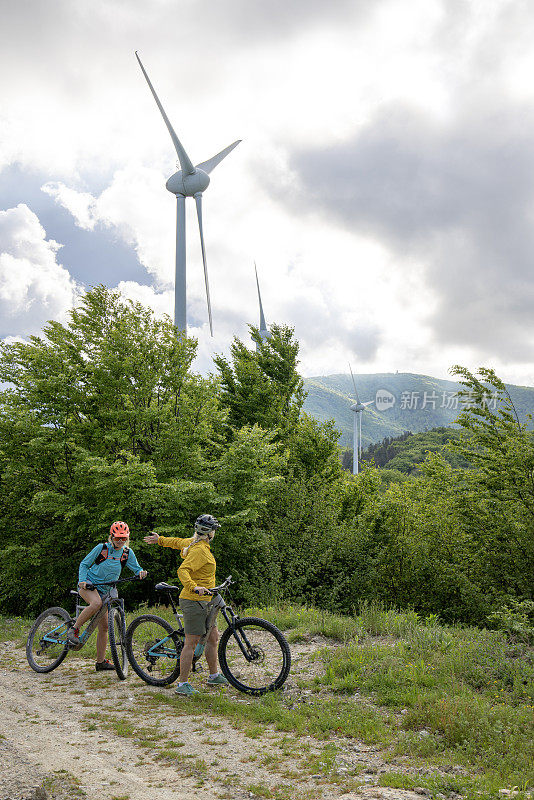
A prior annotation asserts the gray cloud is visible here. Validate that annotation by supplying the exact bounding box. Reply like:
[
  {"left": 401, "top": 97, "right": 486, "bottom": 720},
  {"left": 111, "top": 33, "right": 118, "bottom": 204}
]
[
  {"left": 0, "top": 0, "right": 369, "bottom": 79},
  {"left": 280, "top": 100, "right": 534, "bottom": 360}
]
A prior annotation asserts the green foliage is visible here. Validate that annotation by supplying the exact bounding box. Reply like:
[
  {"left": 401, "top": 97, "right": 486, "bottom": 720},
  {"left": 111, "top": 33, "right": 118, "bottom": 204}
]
[
  {"left": 361, "top": 427, "right": 469, "bottom": 473},
  {"left": 487, "top": 599, "right": 534, "bottom": 645},
  {"left": 213, "top": 324, "right": 305, "bottom": 436},
  {"left": 451, "top": 365, "right": 534, "bottom": 515}
]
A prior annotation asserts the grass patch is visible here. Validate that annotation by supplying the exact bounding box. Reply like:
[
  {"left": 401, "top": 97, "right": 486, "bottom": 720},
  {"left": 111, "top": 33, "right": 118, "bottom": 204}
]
[
  {"left": 245, "top": 783, "right": 274, "bottom": 798},
  {"left": 43, "top": 769, "right": 87, "bottom": 799},
  {"left": 316, "top": 612, "right": 534, "bottom": 790},
  {"left": 243, "top": 604, "right": 364, "bottom": 642},
  {"left": 378, "top": 771, "right": 419, "bottom": 790},
  {"left": 148, "top": 690, "right": 390, "bottom": 743},
  {"left": 319, "top": 624, "right": 534, "bottom": 707},
  {"left": 243, "top": 601, "right": 448, "bottom": 642},
  {"left": 401, "top": 694, "right": 534, "bottom": 784},
  {"left": 0, "top": 615, "right": 28, "bottom": 642},
  {"left": 84, "top": 711, "right": 161, "bottom": 746}
]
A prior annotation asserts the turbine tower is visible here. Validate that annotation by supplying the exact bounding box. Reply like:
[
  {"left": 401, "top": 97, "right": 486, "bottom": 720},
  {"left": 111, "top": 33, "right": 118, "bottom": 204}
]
[
  {"left": 135, "top": 52, "right": 241, "bottom": 336},
  {"left": 254, "top": 262, "right": 270, "bottom": 350},
  {"left": 349, "top": 364, "right": 374, "bottom": 475}
]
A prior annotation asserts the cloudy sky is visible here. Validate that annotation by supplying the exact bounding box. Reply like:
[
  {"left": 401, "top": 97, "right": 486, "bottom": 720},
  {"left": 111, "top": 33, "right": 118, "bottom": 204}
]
[{"left": 1, "top": 0, "right": 534, "bottom": 384}]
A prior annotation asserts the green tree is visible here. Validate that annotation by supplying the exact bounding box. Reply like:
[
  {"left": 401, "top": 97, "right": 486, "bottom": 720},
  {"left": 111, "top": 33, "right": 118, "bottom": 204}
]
[{"left": 213, "top": 324, "right": 305, "bottom": 436}]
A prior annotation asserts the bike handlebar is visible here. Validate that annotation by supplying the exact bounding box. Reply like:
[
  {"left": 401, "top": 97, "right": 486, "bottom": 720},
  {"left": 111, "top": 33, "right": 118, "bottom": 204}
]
[
  {"left": 194, "top": 575, "right": 233, "bottom": 596},
  {"left": 84, "top": 574, "right": 147, "bottom": 591}
]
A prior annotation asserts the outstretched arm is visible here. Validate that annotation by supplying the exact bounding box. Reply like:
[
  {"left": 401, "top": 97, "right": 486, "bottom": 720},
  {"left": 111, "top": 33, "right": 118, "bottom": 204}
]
[{"left": 144, "top": 532, "right": 194, "bottom": 550}]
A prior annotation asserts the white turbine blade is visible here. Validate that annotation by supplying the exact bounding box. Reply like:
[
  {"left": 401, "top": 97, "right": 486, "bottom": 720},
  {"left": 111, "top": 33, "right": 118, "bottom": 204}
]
[
  {"left": 348, "top": 363, "right": 361, "bottom": 404},
  {"left": 135, "top": 51, "right": 195, "bottom": 176},
  {"left": 195, "top": 140, "right": 241, "bottom": 174},
  {"left": 362, "top": 400, "right": 374, "bottom": 407},
  {"left": 254, "top": 262, "right": 267, "bottom": 331},
  {"left": 194, "top": 194, "right": 213, "bottom": 336},
  {"left": 359, "top": 413, "right": 362, "bottom": 458}
]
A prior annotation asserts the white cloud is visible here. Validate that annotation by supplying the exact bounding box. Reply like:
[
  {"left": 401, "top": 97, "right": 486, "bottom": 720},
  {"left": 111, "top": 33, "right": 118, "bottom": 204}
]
[
  {"left": 0, "top": 204, "right": 80, "bottom": 338},
  {"left": 115, "top": 280, "right": 172, "bottom": 319}
]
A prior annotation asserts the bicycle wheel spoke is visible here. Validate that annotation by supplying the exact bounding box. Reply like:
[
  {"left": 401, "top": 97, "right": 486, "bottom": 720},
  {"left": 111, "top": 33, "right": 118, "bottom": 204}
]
[
  {"left": 219, "top": 618, "right": 291, "bottom": 695},
  {"left": 126, "top": 615, "right": 182, "bottom": 686},
  {"left": 26, "top": 608, "right": 70, "bottom": 673}
]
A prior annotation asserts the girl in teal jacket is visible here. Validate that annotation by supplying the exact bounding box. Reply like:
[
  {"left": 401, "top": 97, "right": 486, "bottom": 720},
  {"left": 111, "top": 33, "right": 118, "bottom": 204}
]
[{"left": 68, "top": 521, "right": 147, "bottom": 670}]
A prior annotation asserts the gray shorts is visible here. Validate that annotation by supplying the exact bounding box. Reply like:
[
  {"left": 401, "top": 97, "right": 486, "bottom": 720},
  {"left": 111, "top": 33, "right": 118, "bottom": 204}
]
[{"left": 179, "top": 598, "right": 211, "bottom": 636}]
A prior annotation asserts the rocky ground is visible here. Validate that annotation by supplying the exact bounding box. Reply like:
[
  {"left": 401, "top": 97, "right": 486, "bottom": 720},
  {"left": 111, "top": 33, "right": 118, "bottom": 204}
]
[{"left": 0, "top": 636, "right": 452, "bottom": 800}]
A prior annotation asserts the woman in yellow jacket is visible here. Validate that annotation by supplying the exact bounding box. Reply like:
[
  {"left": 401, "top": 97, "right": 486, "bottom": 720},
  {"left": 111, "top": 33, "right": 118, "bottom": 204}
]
[{"left": 144, "top": 514, "right": 228, "bottom": 695}]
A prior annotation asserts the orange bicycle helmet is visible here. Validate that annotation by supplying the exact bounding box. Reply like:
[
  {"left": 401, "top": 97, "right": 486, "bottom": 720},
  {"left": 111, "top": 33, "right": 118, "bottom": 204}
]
[{"left": 110, "top": 521, "right": 130, "bottom": 538}]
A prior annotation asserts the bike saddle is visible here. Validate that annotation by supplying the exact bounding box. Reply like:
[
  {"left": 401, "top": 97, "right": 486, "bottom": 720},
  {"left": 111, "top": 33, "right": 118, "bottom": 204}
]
[{"left": 155, "top": 582, "right": 180, "bottom": 592}]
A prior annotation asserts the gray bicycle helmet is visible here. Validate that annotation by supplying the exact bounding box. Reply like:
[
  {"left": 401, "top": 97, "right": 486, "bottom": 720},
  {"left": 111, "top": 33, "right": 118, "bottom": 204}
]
[{"left": 194, "top": 514, "right": 221, "bottom": 534}]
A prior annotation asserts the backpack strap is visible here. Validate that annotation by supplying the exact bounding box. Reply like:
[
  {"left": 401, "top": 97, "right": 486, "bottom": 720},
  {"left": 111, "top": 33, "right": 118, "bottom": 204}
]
[
  {"left": 120, "top": 546, "right": 129, "bottom": 567},
  {"left": 94, "top": 543, "right": 109, "bottom": 565},
  {"left": 94, "top": 542, "right": 129, "bottom": 567}
]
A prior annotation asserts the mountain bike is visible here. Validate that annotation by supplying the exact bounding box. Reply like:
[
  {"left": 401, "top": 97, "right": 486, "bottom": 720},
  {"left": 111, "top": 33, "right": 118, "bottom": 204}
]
[
  {"left": 26, "top": 576, "right": 142, "bottom": 680},
  {"left": 126, "top": 575, "right": 291, "bottom": 695}
]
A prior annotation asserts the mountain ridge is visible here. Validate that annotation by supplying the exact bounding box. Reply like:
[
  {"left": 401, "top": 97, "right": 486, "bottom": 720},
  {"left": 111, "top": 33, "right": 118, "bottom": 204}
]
[{"left": 302, "top": 371, "right": 534, "bottom": 448}]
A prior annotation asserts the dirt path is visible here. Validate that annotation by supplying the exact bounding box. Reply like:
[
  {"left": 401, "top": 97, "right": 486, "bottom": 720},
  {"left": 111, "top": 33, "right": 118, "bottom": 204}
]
[{"left": 0, "top": 637, "right": 428, "bottom": 800}]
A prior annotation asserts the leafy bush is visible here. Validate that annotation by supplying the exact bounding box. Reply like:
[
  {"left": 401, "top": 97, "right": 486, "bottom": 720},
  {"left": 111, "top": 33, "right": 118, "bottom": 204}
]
[{"left": 487, "top": 599, "right": 534, "bottom": 645}]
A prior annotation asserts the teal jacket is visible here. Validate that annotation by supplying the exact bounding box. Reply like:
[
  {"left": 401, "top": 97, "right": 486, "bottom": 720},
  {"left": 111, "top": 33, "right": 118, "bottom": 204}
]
[{"left": 79, "top": 543, "right": 143, "bottom": 595}]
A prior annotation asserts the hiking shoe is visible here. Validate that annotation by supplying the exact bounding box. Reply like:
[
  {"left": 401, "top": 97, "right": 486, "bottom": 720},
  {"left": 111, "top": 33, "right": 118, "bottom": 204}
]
[
  {"left": 95, "top": 659, "right": 115, "bottom": 671},
  {"left": 174, "top": 682, "right": 199, "bottom": 696},
  {"left": 207, "top": 673, "right": 229, "bottom": 685},
  {"left": 67, "top": 629, "right": 80, "bottom": 646}
]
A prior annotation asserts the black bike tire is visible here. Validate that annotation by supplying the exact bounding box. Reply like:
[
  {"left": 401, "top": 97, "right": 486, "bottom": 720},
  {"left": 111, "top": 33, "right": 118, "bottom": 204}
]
[
  {"left": 125, "top": 614, "right": 182, "bottom": 686},
  {"left": 108, "top": 606, "right": 128, "bottom": 680},
  {"left": 218, "top": 616, "right": 291, "bottom": 696},
  {"left": 26, "top": 606, "right": 70, "bottom": 673}
]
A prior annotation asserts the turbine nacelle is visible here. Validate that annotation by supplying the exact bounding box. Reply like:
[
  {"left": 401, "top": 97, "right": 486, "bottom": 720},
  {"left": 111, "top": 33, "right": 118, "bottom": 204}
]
[
  {"left": 166, "top": 168, "right": 210, "bottom": 196},
  {"left": 350, "top": 402, "right": 366, "bottom": 413}
]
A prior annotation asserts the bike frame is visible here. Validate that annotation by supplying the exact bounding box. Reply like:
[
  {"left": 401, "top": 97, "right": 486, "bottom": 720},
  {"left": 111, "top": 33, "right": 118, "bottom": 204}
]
[
  {"left": 76, "top": 587, "right": 124, "bottom": 646},
  {"left": 147, "top": 579, "right": 260, "bottom": 665},
  {"left": 41, "top": 583, "right": 127, "bottom": 649}
]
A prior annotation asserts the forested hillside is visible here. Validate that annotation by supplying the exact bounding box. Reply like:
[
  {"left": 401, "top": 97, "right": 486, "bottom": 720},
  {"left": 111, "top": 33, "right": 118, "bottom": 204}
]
[
  {"left": 359, "top": 427, "right": 470, "bottom": 474},
  {"left": 0, "top": 288, "right": 533, "bottom": 629}
]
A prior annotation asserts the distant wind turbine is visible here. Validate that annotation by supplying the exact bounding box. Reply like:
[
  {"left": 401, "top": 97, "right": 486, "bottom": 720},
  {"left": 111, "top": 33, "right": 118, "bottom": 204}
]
[
  {"left": 135, "top": 51, "right": 241, "bottom": 336},
  {"left": 349, "top": 364, "right": 374, "bottom": 475},
  {"left": 254, "top": 262, "right": 270, "bottom": 350}
]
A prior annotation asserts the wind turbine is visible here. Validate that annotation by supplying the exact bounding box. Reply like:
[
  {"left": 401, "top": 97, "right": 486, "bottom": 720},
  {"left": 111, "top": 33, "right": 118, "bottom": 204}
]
[
  {"left": 254, "top": 262, "right": 270, "bottom": 350},
  {"left": 135, "top": 51, "right": 241, "bottom": 336},
  {"left": 349, "top": 364, "right": 374, "bottom": 475}
]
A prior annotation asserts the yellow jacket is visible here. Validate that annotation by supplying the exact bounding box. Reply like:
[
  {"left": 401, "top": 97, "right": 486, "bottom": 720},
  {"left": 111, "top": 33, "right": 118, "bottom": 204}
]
[{"left": 176, "top": 541, "right": 216, "bottom": 601}]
